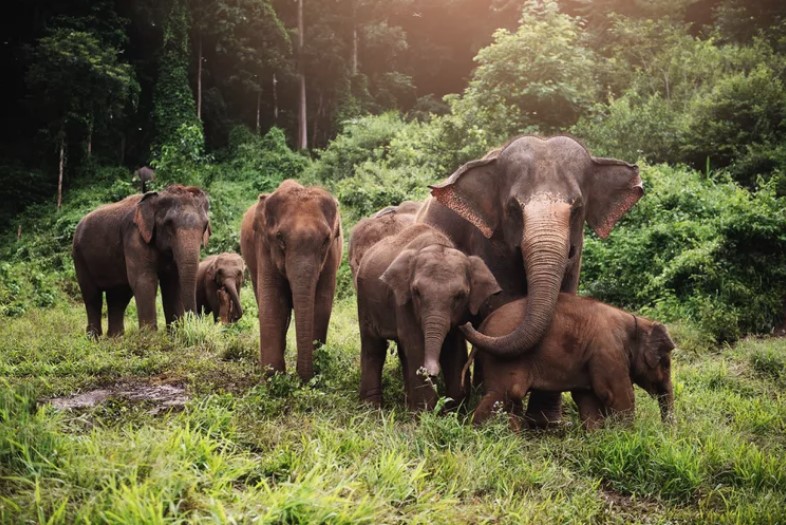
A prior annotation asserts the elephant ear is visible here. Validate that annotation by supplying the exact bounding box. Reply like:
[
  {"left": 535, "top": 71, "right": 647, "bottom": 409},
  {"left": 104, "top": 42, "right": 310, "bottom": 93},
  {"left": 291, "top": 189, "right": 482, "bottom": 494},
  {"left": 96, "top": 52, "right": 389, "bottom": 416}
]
[
  {"left": 252, "top": 194, "right": 268, "bottom": 234},
  {"left": 429, "top": 155, "right": 501, "bottom": 239},
  {"left": 380, "top": 249, "right": 416, "bottom": 306},
  {"left": 467, "top": 256, "right": 502, "bottom": 315},
  {"left": 587, "top": 159, "right": 644, "bottom": 239},
  {"left": 643, "top": 322, "right": 675, "bottom": 369},
  {"left": 320, "top": 194, "right": 341, "bottom": 240},
  {"left": 133, "top": 192, "right": 158, "bottom": 244}
]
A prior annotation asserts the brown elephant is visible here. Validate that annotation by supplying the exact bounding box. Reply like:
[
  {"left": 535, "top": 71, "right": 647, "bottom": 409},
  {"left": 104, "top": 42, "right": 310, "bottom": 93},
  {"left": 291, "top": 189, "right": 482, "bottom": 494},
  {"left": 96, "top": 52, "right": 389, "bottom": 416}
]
[
  {"left": 240, "top": 180, "right": 342, "bottom": 381},
  {"left": 348, "top": 200, "right": 421, "bottom": 279},
  {"left": 468, "top": 294, "right": 675, "bottom": 430},
  {"left": 72, "top": 185, "right": 211, "bottom": 337},
  {"left": 357, "top": 223, "right": 500, "bottom": 410},
  {"left": 418, "top": 135, "right": 642, "bottom": 425},
  {"left": 196, "top": 253, "right": 245, "bottom": 323}
]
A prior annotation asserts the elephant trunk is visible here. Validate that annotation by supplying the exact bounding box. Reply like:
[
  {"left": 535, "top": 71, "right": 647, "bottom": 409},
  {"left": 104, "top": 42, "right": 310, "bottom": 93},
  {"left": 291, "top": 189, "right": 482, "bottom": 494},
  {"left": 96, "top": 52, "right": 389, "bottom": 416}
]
[
  {"left": 174, "top": 238, "right": 201, "bottom": 315},
  {"left": 224, "top": 280, "right": 243, "bottom": 322},
  {"left": 658, "top": 381, "right": 674, "bottom": 424},
  {"left": 461, "top": 201, "right": 571, "bottom": 356},
  {"left": 291, "top": 260, "right": 319, "bottom": 381},
  {"left": 422, "top": 314, "right": 450, "bottom": 377}
]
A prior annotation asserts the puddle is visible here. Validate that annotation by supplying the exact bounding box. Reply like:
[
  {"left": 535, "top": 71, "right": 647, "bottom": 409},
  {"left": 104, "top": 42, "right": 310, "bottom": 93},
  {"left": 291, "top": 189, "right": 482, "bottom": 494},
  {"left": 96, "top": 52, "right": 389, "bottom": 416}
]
[{"left": 47, "top": 382, "right": 188, "bottom": 413}]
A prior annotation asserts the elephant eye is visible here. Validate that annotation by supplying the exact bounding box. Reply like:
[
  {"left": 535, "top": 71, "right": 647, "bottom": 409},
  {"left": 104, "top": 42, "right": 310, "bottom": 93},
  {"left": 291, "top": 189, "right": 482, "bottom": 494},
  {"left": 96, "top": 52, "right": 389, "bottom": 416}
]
[
  {"left": 454, "top": 290, "right": 467, "bottom": 303},
  {"left": 276, "top": 232, "right": 286, "bottom": 250},
  {"left": 321, "top": 236, "right": 330, "bottom": 250}
]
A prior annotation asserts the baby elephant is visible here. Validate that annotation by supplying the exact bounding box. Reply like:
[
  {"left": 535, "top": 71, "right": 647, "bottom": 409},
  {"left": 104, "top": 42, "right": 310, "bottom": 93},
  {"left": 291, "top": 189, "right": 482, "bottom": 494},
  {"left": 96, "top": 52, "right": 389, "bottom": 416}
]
[
  {"left": 466, "top": 294, "right": 675, "bottom": 430},
  {"left": 357, "top": 223, "right": 500, "bottom": 410},
  {"left": 196, "top": 253, "right": 245, "bottom": 323}
]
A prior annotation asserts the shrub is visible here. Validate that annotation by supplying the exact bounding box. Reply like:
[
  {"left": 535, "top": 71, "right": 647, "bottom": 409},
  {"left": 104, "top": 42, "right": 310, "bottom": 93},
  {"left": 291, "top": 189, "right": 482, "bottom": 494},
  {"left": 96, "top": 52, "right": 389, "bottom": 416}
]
[{"left": 581, "top": 163, "right": 786, "bottom": 342}]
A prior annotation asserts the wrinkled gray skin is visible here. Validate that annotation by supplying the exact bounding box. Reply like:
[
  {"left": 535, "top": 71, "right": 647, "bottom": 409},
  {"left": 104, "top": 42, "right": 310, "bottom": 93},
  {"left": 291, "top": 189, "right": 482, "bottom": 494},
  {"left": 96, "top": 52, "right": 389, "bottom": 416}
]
[
  {"left": 240, "top": 180, "right": 343, "bottom": 381},
  {"left": 73, "top": 185, "right": 211, "bottom": 337},
  {"left": 348, "top": 200, "right": 421, "bottom": 280},
  {"left": 356, "top": 224, "right": 500, "bottom": 410},
  {"left": 470, "top": 294, "right": 675, "bottom": 431},
  {"left": 418, "top": 135, "right": 642, "bottom": 425},
  {"left": 196, "top": 253, "right": 245, "bottom": 323}
]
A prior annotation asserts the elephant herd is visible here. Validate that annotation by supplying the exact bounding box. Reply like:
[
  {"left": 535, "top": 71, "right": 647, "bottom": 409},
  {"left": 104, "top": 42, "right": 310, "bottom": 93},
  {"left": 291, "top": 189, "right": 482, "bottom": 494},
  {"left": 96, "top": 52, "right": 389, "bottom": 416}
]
[{"left": 72, "top": 135, "right": 675, "bottom": 429}]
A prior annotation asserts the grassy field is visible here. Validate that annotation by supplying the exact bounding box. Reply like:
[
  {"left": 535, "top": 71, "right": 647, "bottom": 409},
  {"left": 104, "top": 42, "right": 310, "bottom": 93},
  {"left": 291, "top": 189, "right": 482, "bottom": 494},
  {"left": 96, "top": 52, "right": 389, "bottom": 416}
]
[{"left": 1, "top": 284, "right": 785, "bottom": 524}]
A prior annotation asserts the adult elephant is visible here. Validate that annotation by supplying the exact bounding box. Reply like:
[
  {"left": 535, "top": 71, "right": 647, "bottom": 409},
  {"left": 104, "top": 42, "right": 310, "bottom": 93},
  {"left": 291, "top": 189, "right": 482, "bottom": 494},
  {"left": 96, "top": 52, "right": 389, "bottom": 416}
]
[
  {"left": 240, "top": 180, "right": 342, "bottom": 381},
  {"left": 418, "top": 135, "right": 642, "bottom": 425},
  {"left": 73, "top": 185, "right": 211, "bottom": 337}
]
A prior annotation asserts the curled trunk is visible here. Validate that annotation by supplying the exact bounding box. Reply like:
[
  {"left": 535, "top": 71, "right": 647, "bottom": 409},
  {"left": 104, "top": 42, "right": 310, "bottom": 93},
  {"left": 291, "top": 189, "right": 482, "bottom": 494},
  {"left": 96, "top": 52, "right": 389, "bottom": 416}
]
[{"left": 461, "top": 202, "right": 571, "bottom": 356}]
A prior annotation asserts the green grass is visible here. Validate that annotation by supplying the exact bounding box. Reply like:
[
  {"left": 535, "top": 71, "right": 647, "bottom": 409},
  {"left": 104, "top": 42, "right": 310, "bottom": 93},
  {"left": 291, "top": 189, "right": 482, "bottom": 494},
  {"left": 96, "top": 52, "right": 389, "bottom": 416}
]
[{"left": 1, "top": 284, "right": 785, "bottom": 524}]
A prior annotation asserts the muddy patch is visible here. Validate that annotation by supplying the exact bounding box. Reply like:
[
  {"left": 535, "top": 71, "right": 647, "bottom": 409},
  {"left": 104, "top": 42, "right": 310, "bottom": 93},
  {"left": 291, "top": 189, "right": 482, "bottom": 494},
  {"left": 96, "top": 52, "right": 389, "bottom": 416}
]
[{"left": 47, "top": 381, "right": 188, "bottom": 413}]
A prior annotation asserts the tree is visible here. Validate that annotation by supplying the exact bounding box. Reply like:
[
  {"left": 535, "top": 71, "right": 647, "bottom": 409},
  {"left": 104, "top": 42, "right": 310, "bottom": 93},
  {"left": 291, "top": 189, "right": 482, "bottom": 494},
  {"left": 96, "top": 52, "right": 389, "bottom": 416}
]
[{"left": 26, "top": 27, "right": 138, "bottom": 208}]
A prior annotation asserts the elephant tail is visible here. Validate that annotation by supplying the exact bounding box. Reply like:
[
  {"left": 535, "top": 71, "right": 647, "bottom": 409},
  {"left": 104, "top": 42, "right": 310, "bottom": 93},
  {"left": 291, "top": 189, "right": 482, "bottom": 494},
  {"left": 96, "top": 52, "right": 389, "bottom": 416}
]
[{"left": 460, "top": 346, "right": 479, "bottom": 391}]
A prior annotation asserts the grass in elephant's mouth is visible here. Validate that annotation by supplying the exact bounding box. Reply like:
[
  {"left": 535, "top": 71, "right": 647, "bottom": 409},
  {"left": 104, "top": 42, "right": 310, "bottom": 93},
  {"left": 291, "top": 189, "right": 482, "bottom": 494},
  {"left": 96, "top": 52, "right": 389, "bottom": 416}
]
[{"left": 1, "top": 296, "right": 785, "bottom": 524}]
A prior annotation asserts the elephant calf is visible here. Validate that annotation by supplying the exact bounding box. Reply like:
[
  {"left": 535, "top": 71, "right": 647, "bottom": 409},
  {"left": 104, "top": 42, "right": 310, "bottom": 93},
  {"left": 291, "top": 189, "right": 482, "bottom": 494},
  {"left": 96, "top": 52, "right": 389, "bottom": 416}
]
[
  {"left": 356, "top": 223, "right": 500, "bottom": 410},
  {"left": 348, "top": 200, "right": 421, "bottom": 280},
  {"left": 467, "top": 294, "right": 675, "bottom": 430},
  {"left": 196, "top": 253, "right": 245, "bottom": 324}
]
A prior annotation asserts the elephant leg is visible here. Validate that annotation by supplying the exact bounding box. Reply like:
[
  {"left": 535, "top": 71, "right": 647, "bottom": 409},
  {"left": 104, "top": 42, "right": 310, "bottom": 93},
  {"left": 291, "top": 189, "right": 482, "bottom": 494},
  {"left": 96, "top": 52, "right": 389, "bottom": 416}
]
[
  {"left": 523, "top": 391, "right": 563, "bottom": 429},
  {"left": 472, "top": 390, "right": 505, "bottom": 426},
  {"left": 258, "top": 273, "right": 292, "bottom": 375},
  {"left": 359, "top": 331, "right": 387, "bottom": 407},
  {"left": 572, "top": 390, "right": 606, "bottom": 431},
  {"left": 81, "top": 286, "right": 103, "bottom": 339},
  {"left": 130, "top": 272, "right": 159, "bottom": 331},
  {"left": 509, "top": 397, "right": 526, "bottom": 432},
  {"left": 106, "top": 286, "right": 133, "bottom": 337},
  {"left": 160, "top": 273, "right": 183, "bottom": 327},
  {"left": 439, "top": 330, "right": 469, "bottom": 410},
  {"left": 592, "top": 373, "right": 635, "bottom": 424}
]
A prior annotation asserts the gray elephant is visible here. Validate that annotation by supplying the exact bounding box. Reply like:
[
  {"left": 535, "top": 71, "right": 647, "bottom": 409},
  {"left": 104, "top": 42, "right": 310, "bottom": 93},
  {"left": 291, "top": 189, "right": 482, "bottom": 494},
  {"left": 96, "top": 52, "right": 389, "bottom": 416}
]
[
  {"left": 72, "top": 185, "right": 211, "bottom": 337},
  {"left": 418, "top": 135, "right": 642, "bottom": 426},
  {"left": 469, "top": 294, "right": 675, "bottom": 430},
  {"left": 196, "top": 253, "right": 245, "bottom": 323},
  {"left": 356, "top": 223, "right": 500, "bottom": 410},
  {"left": 348, "top": 200, "right": 422, "bottom": 279}
]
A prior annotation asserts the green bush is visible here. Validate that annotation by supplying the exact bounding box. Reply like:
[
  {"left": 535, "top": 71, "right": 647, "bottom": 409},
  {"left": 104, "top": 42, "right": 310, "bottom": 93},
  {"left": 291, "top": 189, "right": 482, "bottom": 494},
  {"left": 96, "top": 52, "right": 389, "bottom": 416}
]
[{"left": 581, "top": 163, "right": 786, "bottom": 342}]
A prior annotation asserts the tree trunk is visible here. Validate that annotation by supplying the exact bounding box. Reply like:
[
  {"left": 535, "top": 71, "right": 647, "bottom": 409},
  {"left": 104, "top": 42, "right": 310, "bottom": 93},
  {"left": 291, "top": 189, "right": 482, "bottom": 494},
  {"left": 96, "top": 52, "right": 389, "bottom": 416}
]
[
  {"left": 86, "top": 114, "right": 93, "bottom": 158},
  {"left": 256, "top": 89, "right": 261, "bottom": 134},
  {"left": 296, "top": 0, "right": 308, "bottom": 150},
  {"left": 311, "top": 91, "right": 323, "bottom": 147},
  {"left": 57, "top": 134, "right": 65, "bottom": 210},
  {"left": 119, "top": 133, "right": 125, "bottom": 164},
  {"left": 197, "top": 34, "right": 203, "bottom": 121},
  {"left": 272, "top": 73, "right": 279, "bottom": 122},
  {"left": 352, "top": 25, "right": 358, "bottom": 76}
]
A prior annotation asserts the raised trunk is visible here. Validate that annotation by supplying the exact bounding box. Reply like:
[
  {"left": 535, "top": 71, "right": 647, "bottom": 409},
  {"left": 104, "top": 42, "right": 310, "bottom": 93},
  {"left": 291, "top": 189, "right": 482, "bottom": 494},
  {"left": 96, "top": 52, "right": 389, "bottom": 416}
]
[
  {"left": 422, "top": 315, "right": 449, "bottom": 377},
  {"left": 291, "top": 262, "right": 318, "bottom": 380},
  {"left": 224, "top": 280, "right": 243, "bottom": 321},
  {"left": 462, "top": 202, "right": 571, "bottom": 356}
]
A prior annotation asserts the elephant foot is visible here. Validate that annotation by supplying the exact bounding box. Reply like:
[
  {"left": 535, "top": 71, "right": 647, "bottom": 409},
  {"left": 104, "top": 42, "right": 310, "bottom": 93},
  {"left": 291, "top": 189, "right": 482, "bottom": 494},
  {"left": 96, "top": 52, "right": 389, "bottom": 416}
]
[{"left": 523, "top": 391, "right": 564, "bottom": 430}]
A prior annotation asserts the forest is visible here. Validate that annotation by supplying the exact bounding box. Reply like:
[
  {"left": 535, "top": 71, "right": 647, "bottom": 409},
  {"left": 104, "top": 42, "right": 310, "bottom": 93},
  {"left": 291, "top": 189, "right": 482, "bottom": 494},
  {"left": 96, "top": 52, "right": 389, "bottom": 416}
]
[{"left": 1, "top": 0, "right": 786, "bottom": 523}]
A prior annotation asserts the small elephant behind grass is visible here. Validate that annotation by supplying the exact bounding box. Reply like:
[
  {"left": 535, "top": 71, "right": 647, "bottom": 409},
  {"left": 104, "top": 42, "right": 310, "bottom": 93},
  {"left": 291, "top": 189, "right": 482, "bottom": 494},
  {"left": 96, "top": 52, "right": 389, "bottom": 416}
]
[
  {"left": 465, "top": 293, "right": 675, "bottom": 430},
  {"left": 196, "top": 253, "right": 245, "bottom": 324},
  {"left": 356, "top": 223, "right": 501, "bottom": 411}
]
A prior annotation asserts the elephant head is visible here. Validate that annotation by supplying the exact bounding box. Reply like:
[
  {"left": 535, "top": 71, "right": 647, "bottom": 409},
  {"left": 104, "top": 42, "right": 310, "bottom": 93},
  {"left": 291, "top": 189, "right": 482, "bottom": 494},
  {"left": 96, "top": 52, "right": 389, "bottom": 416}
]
[
  {"left": 258, "top": 180, "right": 341, "bottom": 379},
  {"left": 432, "top": 136, "right": 642, "bottom": 356},
  {"left": 133, "top": 185, "right": 211, "bottom": 313},
  {"left": 380, "top": 245, "right": 500, "bottom": 377},
  {"left": 206, "top": 253, "right": 245, "bottom": 323},
  {"left": 631, "top": 319, "right": 675, "bottom": 423}
]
